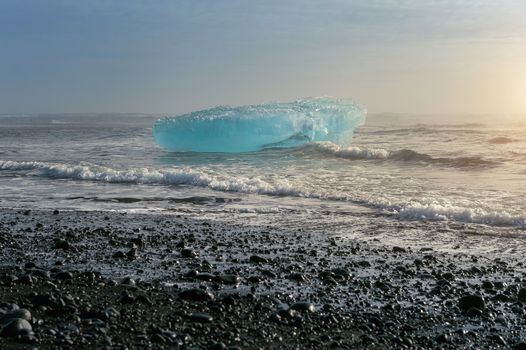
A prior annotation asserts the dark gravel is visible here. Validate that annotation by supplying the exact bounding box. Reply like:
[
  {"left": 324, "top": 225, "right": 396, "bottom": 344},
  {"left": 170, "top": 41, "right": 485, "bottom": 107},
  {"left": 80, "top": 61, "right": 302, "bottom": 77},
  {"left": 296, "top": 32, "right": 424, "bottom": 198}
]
[{"left": 0, "top": 208, "right": 525, "bottom": 349}]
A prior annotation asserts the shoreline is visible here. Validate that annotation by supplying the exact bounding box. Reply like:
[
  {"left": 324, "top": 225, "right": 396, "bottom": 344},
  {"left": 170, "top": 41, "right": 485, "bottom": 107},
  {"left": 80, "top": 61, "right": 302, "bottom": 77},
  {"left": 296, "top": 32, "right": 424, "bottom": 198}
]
[{"left": 0, "top": 208, "right": 525, "bottom": 348}]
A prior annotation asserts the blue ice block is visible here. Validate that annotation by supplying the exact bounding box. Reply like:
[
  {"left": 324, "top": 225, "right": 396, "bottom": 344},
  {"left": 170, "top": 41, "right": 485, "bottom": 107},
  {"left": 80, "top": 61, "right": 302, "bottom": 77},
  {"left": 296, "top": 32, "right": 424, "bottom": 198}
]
[{"left": 153, "top": 97, "right": 366, "bottom": 153}]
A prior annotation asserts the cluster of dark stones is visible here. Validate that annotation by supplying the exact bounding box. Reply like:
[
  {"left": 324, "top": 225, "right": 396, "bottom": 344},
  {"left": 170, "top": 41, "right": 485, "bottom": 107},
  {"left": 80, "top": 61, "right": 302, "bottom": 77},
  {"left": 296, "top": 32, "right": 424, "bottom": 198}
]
[{"left": 0, "top": 209, "right": 526, "bottom": 349}]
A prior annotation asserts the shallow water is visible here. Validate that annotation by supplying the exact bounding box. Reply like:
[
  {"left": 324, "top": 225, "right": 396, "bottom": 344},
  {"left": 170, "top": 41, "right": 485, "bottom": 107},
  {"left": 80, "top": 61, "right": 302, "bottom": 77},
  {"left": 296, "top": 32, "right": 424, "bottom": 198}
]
[{"left": 1, "top": 111, "right": 525, "bottom": 244}]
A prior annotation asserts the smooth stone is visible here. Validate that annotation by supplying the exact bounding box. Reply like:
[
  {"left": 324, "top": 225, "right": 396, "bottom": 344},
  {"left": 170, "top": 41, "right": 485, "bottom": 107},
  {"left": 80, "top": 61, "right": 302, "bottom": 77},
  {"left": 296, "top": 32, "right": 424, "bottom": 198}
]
[
  {"left": 29, "top": 269, "right": 50, "bottom": 279},
  {"left": 287, "top": 273, "right": 307, "bottom": 282},
  {"left": 1, "top": 309, "right": 32, "bottom": 323},
  {"left": 249, "top": 255, "right": 268, "bottom": 264},
  {"left": 181, "top": 248, "right": 197, "bottom": 258},
  {"left": 290, "top": 302, "right": 316, "bottom": 313},
  {"left": 102, "top": 307, "right": 120, "bottom": 319},
  {"left": 217, "top": 274, "right": 240, "bottom": 285},
  {"left": 208, "top": 342, "right": 227, "bottom": 350},
  {"left": 277, "top": 308, "right": 298, "bottom": 319},
  {"left": 18, "top": 274, "right": 34, "bottom": 285},
  {"left": 392, "top": 246, "right": 406, "bottom": 253},
  {"left": 196, "top": 273, "right": 214, "bottom": 281},
  {"left": 179, "top": 288, "right": 214, "bottom": 302},
  {"left": 135, "top": 295, "right": 152, "bottom": 305},
  {"left": 55, "top": 271, "right": 73, "bottom": 280},
  {"left": 466, "top": 307, "right": 483, "bottom": 317},
  {"left": 54, "top": 239, "right": 72, "bottom": 250},
  {"left": 492, "top": 293, "right": 511, "bottom": 302},
  {"left": 482, "top": 281, "right": 494, "bottom": 290},
  {"left": 436, "top": 333, "right": 449, "bottom": 343},
  {"left": 331, "top": 268, "right": 351, "bottom": 279},
  {"left": 190, "top": 312, "right": 213, "bottom": 323},
  {"left": 459, "top": 295, "right": 486, "bottom": 311},
  {"left": 120, "top": 292, "right": 135, "bottom": 305},
  {"left": 490, "top": 335, "right": 507, "bottom": 346},
  {"left": 112, "top": 251, "right": 126, "bottom": 259},
  {"left": 0, "top": 318, "right": 32, "bottom": 337},
  {"left": 30, "top": 294, "right": 56, "bottom": 307}
]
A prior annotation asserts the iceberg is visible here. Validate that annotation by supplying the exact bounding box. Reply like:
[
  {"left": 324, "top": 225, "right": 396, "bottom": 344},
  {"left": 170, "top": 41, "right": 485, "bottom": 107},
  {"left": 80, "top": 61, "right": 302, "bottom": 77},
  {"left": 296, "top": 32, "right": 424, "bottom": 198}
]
[{"left": 153, "top": 97, "right": 366, "bottom": 153}]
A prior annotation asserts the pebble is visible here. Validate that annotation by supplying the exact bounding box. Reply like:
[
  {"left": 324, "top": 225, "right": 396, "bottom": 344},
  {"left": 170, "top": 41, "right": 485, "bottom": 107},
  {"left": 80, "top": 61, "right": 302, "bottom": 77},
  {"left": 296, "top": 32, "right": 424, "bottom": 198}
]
[
  {"left": 1, "top": 308, "right": 31, "bottom": 323},
  {"left": 196, "top": 273, "right": 214, "bottom": 281},
  {"left": 482, "top": 281, "right": 494, "bottom": 290},
  {"left": 112, "top": 251, "right": 126, "bottom": 259},
  {"left": 466, "top": 307, "right": 483, "bottom": 317},
  {"left": 287, "top": 273, "right": 307, "bottom": 282},
  {"left": 392, "top": 246, "right": 406, "bottom": 253},
  {"left": 190, "top": 312, "right": 213, "bottom": 323},
  {"left": 208, "top": 342, "right": 227, "bottom": 350},
  {"left": 179, "top": 288, "right": 214, "bottom": 302},
  {"left": 54, "top": 239, "right": 72, "bottom": 250},
  {"left": 102, "top": 307, "right": 120, "bottom": 320},
  {"left": 490, "top": 334, "right": 507, "bottom": 346},
  {"left": 458, "top": 295, "right": 486, "bottom": 311},
  {"left": 55, "top": 271, "right": 73, "bottom": 281},
  {"left": 0, "top": 318, "right": 32, "bottom": 337},
  {"left": 249, "top": 255, "right": 268, "bottom": 264},
  {"left": 216, "top": 274, "right": 241, "bottom": 285},
  {"left": 436, "top": 333, "right": 449, "bottom": 343},
  {"left": 290, "top": 302, "right": 316, "bottom": 313},
  {"left": 181, "top": 248, "right": 197, "bottom": 258},
  {"left": 119, "top": 292, "right": 135, "bottom": 304}
]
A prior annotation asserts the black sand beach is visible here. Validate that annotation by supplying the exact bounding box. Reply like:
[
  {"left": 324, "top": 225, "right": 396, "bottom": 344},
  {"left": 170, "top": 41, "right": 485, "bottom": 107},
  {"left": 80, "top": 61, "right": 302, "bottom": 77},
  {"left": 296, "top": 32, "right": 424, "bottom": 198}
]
[{"left": 0, "top": 208, "right": 525, "bottom": 349}]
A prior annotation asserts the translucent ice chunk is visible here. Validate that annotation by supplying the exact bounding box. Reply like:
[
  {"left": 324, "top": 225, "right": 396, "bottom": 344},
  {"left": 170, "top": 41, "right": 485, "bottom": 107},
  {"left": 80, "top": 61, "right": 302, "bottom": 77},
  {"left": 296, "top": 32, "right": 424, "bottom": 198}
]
[{"left": 153, "top": 97, "right": 366, "bottom": 153}]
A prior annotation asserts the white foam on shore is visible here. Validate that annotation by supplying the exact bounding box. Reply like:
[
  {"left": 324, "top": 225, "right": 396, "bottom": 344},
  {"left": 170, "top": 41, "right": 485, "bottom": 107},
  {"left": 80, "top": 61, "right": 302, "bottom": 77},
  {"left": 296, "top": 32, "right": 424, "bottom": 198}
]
[
  {"left": 395, "top": 202, "right": 526, "bottom": 227},
  {"left": 1, "top": 159, "right": 524, "bottom": 227}
]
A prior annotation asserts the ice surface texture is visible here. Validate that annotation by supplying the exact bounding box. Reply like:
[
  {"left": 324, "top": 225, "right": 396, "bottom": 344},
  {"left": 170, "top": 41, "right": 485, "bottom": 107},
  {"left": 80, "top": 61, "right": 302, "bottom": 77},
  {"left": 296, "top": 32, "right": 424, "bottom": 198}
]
[{"left": 153, "top": 97, "right": 366, "bottom": 152}]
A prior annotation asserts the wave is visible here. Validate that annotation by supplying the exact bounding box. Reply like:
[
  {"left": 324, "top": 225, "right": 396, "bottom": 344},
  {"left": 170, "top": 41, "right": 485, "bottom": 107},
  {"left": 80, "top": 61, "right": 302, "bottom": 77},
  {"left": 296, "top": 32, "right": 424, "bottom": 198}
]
[
  {"left": 0, "top": 160, "right": 307, "bottom": 197},
  {"left": 302, "top": 142, "right": 389, "bottom": 160},
  {"left": 363, "top": 125, "right": 486, "bottom": 136},
  {"left": 51, "top": 120, "right": 74, "bottom": 125},
  {"left": 488, "top": 136, "right": 515, "bottom": 144},
  {"left": 0, "top": 159, "right": 524, "bottom": 227},
  {"left": 393, "top": 202, "right": 526, "bottom": 227},
  {"left": 305, "top": 142, "right": 499, "bottom": 168}
]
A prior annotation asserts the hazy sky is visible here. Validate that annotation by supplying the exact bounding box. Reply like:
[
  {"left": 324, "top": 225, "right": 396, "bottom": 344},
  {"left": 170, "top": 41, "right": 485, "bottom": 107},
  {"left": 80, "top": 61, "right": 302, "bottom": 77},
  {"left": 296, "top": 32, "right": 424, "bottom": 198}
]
[{"left": 1, "top": 0, "right": 525, "bottom": 114}]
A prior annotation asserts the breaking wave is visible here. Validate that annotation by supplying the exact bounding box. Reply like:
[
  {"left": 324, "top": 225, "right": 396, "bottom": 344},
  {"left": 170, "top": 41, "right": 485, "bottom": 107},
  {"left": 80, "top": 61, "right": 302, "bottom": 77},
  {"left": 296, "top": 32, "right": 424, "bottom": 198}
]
[
  {"left": 0, "top": 159, "right": 523, "bottom": 227},
  {"left": 0, "top": 160, "right": 305, "bottom": 196},
  {"left": 305, "top": 142, "right": 499, "bottom": 168}
]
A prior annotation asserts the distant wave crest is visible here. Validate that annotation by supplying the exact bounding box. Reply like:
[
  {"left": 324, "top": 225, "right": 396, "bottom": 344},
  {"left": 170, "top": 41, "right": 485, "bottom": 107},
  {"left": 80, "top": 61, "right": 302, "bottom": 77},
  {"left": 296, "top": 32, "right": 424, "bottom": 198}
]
[{"left": 305, "top": 142, "right": 499, "bottom": 168}]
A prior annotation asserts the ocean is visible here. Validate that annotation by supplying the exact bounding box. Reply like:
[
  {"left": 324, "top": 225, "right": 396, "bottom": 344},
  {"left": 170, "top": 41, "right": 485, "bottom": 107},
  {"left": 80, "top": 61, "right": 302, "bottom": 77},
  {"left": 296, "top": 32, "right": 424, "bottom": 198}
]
[{"left": 1, "top": 109, "right": 525, "bottom": 254}]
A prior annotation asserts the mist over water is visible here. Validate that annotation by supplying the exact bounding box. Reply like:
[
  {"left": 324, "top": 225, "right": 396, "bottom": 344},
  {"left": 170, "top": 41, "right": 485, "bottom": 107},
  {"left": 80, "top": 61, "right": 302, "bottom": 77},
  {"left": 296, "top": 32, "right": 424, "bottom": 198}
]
[{"left": 1, "top": 110, "right": 525, "bottom": 233}]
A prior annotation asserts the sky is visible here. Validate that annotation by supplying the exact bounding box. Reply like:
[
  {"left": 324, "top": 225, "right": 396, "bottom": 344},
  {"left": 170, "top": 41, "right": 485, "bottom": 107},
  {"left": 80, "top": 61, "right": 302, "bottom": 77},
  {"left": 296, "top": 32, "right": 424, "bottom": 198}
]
[{"left": 0, "top": 0, "right": 525, "bottom": 114}]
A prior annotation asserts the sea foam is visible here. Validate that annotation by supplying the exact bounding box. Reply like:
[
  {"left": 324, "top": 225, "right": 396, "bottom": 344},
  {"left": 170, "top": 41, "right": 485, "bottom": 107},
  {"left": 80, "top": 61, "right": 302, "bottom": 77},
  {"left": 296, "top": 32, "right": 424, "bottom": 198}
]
[
  {"left": 153, "top": 97, "right": 366, "bottom": 152},
  {"left": 1, "top": 159, "right": 524, "bottom": 227}
]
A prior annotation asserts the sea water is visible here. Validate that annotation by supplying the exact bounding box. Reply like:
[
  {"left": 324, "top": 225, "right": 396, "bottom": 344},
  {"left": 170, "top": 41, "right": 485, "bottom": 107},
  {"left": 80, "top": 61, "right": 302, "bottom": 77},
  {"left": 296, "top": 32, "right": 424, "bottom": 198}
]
[{"left": 1, "top": 101, "right": 525, "bottom": 254}]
